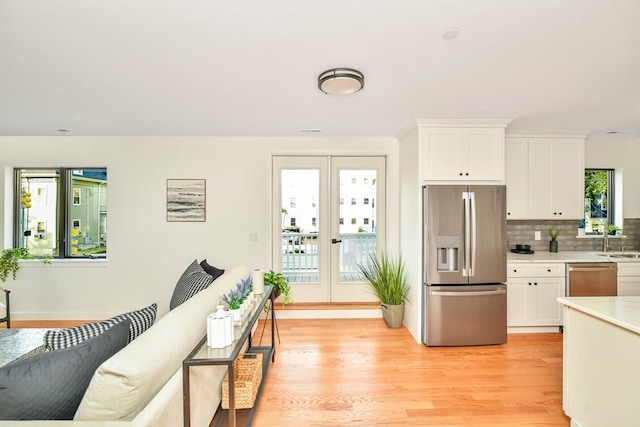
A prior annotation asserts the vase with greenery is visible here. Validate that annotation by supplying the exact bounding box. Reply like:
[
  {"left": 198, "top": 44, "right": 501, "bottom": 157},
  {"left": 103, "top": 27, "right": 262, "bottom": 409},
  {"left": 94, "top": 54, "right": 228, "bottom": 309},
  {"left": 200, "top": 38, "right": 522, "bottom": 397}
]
[
  {"left": 548, "top": 228, "right": 562, "bottom": 253},
  {"left": 263, "top": 270, "right": 292, "bottom": 307},
  {"left": 357, "top": 252, "right": 409, "bottom": 328}
]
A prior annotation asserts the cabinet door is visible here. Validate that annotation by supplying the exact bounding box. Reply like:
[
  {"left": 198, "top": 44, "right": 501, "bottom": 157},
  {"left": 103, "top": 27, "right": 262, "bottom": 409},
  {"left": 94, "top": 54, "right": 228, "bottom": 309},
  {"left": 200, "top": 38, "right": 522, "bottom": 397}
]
[
  {"left": 552, "top": 139, "right": 584, "bottom": 219},
  {"left": 618, "top": 277, "right": 640, "bottom": 296},
  {"left": 531, "top": 278, "right": 564, "bottom": 325},
  {"left": 507, "top": 279, "right": 530, "bottom": 326},
  {"left": 505, "top": 138, "right": 528, "bottom": 219},
  {"left": 421, "top": 128, "right": 464, "bottom": 181},
  {"left": 464, "top": 128, "right": 504, "bottom": 181},
  {"left": 527, "top": 139, "right": 555, "bottom": 218}
]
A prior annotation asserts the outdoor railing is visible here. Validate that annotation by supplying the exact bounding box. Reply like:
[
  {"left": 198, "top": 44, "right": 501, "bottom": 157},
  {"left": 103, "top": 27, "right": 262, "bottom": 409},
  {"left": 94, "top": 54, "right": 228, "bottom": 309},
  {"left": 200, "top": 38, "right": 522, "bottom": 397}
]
[{"left": 281, "top": 232, "right": 376, "bottom": 282}]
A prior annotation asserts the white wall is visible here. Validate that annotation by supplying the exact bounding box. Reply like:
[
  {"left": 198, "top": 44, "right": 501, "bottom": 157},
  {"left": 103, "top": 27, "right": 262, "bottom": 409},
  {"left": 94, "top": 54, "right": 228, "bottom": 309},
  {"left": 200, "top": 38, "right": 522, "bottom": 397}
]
[
  {"left": 0, "top": 136, "right": 398, "bottom": 321},
  {"left": 585, "top": 137, "right": 640, "bottom": 218}
]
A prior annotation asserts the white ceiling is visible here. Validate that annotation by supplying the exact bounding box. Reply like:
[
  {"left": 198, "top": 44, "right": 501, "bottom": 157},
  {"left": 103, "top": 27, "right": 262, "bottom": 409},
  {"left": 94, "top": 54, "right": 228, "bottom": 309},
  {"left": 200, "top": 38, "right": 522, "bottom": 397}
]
[{"left": 1, "top": 0, "right": 639, "bottom": 138}]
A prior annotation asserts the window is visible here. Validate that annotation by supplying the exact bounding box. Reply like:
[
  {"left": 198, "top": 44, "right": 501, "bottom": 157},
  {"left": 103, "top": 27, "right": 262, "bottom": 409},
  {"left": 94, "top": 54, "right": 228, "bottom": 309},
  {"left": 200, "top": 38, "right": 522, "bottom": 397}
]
[
  {"left": 311, "top": 218, "right": 317, "bottom": 227},
  {"left": 364, "top": 198, "right": 369, "bottom": 205},
  {"left": 339, "top": 218, "right": 344, "bottom": 225},
  {"left": 584, "top": 169, "right": 615, "bottom": 234},
  {"left": 363, "top": 218, "right": 369, "bottom": 225},
  {"left": 339, "top": 198, "right": 344, "bottom": 205},
  {"left": 290, "top": 218, "right": 296, "bottom": 226},
  {"left": 351, "top": 218, "right": 356, "bottom": 225},
  {"left": 351, "top": 198, "right": 356, "bottom": 205},
  {"left": 15, "top": 168, "right": 107, "bottom": 258}
]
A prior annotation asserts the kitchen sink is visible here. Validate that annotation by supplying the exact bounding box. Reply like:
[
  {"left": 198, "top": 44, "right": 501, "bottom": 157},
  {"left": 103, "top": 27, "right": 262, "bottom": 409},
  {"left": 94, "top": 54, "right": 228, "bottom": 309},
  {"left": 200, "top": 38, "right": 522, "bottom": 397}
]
[{"left": 596, "top": 252, "right": 640, "bottom": 259}]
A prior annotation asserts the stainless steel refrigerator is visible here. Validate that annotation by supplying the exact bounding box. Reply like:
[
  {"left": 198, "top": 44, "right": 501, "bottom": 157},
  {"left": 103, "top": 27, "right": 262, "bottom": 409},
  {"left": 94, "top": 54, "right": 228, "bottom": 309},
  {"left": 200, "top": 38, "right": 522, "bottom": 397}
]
[{"left": 422, "top": 185, "right": 507, "bottom": 346}]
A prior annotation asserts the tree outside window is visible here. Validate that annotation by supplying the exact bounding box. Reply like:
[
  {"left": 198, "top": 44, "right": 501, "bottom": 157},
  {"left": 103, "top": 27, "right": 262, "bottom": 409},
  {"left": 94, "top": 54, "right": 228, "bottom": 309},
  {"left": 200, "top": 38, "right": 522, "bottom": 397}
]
[{"left": 584, "top": 169, "right": 614, "bottom": 234}]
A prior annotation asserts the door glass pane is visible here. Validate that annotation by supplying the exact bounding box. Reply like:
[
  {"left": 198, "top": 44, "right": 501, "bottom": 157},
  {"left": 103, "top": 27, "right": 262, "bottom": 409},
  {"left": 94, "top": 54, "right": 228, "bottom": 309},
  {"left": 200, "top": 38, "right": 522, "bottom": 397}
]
[
  {"left": 338, "top": 169, "right": 377, "bottom": 283},
  {"left": 281, "top": 169, "right": 319, "bottom": 283}
]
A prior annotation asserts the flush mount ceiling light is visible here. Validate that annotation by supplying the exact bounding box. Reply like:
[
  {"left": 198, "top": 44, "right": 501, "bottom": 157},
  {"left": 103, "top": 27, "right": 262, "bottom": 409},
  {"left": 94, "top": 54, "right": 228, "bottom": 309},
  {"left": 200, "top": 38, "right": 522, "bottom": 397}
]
[{"left": 318, "top": 68, "right": 364, "bottom": 95}]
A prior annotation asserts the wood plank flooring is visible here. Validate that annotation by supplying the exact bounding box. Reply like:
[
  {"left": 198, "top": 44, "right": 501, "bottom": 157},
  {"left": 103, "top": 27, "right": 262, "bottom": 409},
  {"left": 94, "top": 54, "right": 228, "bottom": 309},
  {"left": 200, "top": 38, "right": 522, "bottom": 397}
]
[
  {"left": 6, "top": 318, "right": 569, "bottom": 426},
  {"left": 253, "top": 318, "right": 569, "bottom": 427}
]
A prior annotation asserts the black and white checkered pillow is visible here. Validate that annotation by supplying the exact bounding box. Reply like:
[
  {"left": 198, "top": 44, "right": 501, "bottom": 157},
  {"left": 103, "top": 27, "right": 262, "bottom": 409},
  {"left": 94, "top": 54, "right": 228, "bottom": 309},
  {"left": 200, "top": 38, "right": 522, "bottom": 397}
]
[
  {"left": 169, "top": 259, "right": 214, "bottom": 310},
  {"left": 43, "top": 321, "right": 112, "bottom": 351},
  {"left": 103, "top": 303, "right": 157, "bottom": 343},
  {"left": 43, "top": 303, "right": 158, "bottom": 350}
]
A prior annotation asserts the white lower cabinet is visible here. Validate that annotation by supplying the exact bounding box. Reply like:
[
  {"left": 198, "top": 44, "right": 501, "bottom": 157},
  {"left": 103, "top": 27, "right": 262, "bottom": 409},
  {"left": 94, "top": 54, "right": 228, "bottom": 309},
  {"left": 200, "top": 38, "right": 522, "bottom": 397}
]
[
  {"left": 617, "top": 263, "right": 640, "bottom": 296},
  {"left": 507, "top": 263, "right": 565, "bottom": 328}
]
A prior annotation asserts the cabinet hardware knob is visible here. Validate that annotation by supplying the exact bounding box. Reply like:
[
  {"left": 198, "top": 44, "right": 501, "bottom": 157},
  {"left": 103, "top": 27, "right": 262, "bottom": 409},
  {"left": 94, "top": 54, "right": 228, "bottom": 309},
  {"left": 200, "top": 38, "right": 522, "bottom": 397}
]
[
  {"left": 465, "top": 172, "right": 469, "bottom": 176},
  {"left": 547, "top": 269, "right": 551, "bottom": 272},
  {"left": 534, "top": 282, "right": 538, "bottom": 286},
  {"left": 459, "top": 172, "right": 463, "bottom": 176}
]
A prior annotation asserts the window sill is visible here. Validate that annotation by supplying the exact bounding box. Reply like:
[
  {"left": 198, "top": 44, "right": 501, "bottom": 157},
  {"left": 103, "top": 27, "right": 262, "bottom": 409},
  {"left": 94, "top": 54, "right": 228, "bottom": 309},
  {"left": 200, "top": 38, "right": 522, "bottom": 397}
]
[
  {"left": 19, "top": 258, "right": 108, "bottom": 268},
  {"left": 576, "top": 234, "right": 626, "bottom": 239}
]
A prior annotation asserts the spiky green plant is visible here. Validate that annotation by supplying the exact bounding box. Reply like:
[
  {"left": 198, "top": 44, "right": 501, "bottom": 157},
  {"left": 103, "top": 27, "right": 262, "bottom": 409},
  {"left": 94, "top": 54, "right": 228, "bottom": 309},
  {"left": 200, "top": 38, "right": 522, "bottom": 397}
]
[{"left": 357, "top": 252, "right": 409, "bottom": 305}]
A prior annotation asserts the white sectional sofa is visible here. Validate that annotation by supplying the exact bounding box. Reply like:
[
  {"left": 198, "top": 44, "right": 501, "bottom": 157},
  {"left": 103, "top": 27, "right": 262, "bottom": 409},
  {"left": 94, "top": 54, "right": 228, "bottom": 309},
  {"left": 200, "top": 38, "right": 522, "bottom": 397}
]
[{"left": 0, "top": 264, "right": 251, "bottom": 426}]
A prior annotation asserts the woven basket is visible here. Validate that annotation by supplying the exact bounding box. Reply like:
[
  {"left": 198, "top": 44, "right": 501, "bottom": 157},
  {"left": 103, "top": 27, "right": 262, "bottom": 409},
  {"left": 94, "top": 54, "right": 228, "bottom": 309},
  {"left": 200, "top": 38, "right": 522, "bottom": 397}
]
[{"left": 221, "top": 353, "right": 263, "bottom": 409}]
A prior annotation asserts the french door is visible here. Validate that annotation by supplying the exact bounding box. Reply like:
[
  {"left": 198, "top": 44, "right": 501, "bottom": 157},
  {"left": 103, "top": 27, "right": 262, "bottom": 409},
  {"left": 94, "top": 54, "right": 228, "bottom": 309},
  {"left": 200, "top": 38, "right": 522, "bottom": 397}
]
[{"left": 272, "top": 156, "right": 386, "bottom": 303}]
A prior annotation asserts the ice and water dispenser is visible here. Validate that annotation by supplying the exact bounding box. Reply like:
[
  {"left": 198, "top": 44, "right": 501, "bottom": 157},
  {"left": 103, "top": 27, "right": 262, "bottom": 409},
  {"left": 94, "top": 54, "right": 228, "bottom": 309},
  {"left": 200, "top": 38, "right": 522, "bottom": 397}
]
[{"left": 436, "top": 236, "right": 459, "bottom": 272}]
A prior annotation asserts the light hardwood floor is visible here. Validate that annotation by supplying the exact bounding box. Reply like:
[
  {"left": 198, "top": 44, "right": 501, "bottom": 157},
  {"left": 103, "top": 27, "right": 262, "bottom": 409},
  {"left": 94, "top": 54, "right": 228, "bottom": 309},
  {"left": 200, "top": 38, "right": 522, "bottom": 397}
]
[
  {"left": 7, "top": 318, "right": 569, "bottom": 426},
  {"left": 253, "top": 318, "right": 569, "bottom": 427}
]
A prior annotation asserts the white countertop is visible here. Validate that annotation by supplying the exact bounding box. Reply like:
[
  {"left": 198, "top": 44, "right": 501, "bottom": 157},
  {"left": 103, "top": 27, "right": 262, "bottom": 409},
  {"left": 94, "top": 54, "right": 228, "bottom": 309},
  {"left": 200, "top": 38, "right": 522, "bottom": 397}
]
[
  {"left": 508, "top": 250, "right": 640, "bottom": 263},
  {"left": 557, "top": 296, "right": 640, "bottom": 335}
]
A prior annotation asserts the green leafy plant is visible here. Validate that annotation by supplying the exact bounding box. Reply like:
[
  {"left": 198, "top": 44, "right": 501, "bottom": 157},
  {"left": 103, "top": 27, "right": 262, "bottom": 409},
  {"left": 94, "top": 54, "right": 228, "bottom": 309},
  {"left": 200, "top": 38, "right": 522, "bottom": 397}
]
[
  {"left": 548, "top": 228, "right": 562, "bottom": 242},
  {"left": 608, "top": 224, "right": 621, "bottom": 235},
  {"left": 0, "top": 248, "right": 51, "bottom": 283},
  {"left": 263, "top": 270, "right": 292, "bottom": 306},
  {"left": 357, "top": 252, "right": 409, "bottom": 305}
]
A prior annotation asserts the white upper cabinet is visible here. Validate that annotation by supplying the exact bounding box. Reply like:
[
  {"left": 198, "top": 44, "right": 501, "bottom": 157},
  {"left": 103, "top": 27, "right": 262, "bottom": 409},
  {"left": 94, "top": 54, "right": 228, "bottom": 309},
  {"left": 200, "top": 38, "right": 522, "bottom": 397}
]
[
  {"left": 505, "top": 138, "right": 528, "bottom": 219},
  {"left": 505, "top": 135, "right": 585, "bottom": 220},
  {"left": 419, "top": 123, "right": 508, "bottom": 182}
]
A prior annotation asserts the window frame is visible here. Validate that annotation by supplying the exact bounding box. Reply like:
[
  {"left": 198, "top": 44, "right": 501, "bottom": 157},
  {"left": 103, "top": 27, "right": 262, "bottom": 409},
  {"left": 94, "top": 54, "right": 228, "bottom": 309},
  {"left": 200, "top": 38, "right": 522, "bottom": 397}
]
[
  {"left": 583, "top": 168, "right": 616, "bottom": 235},
  {"left": 14, "top": 167, "right": 107, "bottom": 259}
]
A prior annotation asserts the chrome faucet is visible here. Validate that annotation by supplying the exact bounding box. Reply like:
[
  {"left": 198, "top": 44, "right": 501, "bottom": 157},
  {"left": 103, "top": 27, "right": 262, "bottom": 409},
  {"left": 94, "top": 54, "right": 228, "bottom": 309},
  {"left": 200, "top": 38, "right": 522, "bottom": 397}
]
[{"left": 602, "top": 218, "right": 611, "bottom": 253}]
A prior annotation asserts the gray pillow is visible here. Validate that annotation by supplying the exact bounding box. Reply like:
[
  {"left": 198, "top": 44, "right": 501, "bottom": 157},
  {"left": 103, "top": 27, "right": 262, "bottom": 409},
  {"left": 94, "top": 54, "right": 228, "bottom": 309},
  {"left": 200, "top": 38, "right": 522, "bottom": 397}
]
[
  {"left": 169, "top": 259, "right": 214, "bottom": 310},
  {"left": 0, "top": 319, "right": 130, "bottom": 420}
]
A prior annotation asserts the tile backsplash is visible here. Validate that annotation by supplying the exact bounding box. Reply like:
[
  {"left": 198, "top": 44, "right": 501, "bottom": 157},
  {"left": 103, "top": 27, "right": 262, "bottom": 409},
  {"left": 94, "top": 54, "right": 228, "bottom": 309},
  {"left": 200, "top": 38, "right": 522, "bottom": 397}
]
[{"left": 506, "top": 218, "right": 640, "bottom": 252}]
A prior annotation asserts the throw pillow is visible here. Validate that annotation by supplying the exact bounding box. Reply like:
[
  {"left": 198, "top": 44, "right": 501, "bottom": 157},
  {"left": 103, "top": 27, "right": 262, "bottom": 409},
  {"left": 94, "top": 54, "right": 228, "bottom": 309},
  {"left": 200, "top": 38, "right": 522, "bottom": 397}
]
[
  {"left": 103, "top": 303, "right": 157, "bottom": 343},
  {"left": 43, "top": 303, "right": 158, "bottom": 350},
  {"left": 169, "top": 259, "right": 214, "bottom": 310},
  {"left": 43, "top": 320, "right": 111, "bottom": 351},
  {"left": 0, "top": 319, "right": 130, "bottom": 420},
  {"left": 199, "top": 259, "right": 225, "bottom": 281}
]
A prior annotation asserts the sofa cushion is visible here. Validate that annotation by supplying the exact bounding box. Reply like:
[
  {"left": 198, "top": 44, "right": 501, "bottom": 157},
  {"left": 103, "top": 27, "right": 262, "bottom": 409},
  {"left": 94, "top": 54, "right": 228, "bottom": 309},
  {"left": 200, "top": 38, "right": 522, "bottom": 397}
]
[
  {"left": 74, "top": 264, "right": 250, "bottom": 422},
  {"left": 43, "top": 303, "right": 158, "bottom": 350},
  {"left": 199, "top": 259, "right": 225, "bottom": 282},
  {"left": 0, "top": 319, "right": 130, "bottom": 420},
  {"left": 169, "top": 259, "right": 214, "bottom": 310}
]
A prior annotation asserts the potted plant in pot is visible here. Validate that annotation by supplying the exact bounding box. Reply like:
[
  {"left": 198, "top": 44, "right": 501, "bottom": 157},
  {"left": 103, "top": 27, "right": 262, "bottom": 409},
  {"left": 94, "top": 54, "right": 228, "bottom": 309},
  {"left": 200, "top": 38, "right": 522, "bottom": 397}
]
[
  {"left": 357, "top": 252, "right": 409, "bottom": 328},
  {"left": 548, "top": 228, "right": 562, "bottom": 253},
  {"left": 263, "top": 270, "right": 292, "bottom": 307}
]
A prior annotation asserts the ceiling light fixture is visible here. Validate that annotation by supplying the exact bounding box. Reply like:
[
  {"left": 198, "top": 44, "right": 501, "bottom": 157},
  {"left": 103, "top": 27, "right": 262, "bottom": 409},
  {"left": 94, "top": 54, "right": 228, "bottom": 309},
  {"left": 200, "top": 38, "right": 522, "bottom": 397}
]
[{"left": 318, "top": 68, "right": 364, "bottom": 95}]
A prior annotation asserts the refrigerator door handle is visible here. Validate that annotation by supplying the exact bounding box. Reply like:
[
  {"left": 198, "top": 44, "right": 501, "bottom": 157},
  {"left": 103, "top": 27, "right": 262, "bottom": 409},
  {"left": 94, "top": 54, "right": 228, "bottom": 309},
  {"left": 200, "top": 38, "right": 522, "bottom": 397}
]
[
  {"left": 431, "top": 289, "right": 506, "bottom": 297},
  {"left": 469, "top": 191, "right": 477, "bottom": 277},
  {"left": 462, "top": 191, "right": 471, "bottom": 277}
]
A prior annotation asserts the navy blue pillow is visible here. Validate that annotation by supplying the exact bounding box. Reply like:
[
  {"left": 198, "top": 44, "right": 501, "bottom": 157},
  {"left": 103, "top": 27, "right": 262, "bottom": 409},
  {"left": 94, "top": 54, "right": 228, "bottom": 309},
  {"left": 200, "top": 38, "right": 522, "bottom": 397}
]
[
  {"left": 200, "top": 259, "right": 225, "bottom": 281},
  {"left": 0, "top": 319, "right": 130, "bottom": 420}
]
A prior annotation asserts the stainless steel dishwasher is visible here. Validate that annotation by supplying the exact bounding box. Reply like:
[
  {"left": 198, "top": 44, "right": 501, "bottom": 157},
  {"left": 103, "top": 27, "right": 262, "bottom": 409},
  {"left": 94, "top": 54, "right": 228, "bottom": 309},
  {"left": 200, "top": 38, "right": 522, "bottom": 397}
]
[{"left": 566, "top": 262, "right": 618, "bottom": 296}]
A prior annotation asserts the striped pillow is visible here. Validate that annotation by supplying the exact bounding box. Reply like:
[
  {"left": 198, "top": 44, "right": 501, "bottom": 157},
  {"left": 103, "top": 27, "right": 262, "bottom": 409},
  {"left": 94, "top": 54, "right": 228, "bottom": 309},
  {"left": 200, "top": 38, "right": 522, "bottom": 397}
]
[
  {"left": 169, "top": 259, "right": 214, "bottom": 310},
  {"left": 43, "top": 303, "right": 158, "bottom": 350}
]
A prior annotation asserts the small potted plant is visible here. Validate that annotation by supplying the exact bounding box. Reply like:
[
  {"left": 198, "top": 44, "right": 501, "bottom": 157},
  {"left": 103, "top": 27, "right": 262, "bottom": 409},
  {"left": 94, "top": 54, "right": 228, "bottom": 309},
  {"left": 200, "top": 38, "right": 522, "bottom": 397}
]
[
  {"left": 548, "top": 228, "right": 562, "bottom": 253},
  {"left": 608, "top": 224, "right": 620, "bottom": 236},
  {"left": 263, "top": 270, "right": 292, "bottom": 307},
  {"left": 357, "top": 252, "right": 409, "bottom": 328}
]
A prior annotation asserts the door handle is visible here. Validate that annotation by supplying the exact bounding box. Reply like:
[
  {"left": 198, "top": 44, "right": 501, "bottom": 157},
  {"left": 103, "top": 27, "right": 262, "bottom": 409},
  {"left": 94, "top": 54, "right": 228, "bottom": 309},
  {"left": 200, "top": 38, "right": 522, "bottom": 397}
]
[{"left": 331, "top": 239, "right": 342, "bottom": 244}]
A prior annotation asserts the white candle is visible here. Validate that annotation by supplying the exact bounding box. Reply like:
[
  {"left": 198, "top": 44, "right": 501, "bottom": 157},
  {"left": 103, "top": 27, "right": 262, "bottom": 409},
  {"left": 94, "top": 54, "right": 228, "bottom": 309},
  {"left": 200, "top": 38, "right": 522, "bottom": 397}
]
[{"left": 252, "top": 269, "right": 264, "bottom": 295}]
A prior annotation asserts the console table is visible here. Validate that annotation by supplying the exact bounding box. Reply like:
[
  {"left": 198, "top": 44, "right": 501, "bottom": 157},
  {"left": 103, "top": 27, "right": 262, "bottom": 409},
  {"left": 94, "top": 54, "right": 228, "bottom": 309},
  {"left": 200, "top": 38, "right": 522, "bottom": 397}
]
[{"left": 182, "top": 286, "right": 275, "bottom": 427}]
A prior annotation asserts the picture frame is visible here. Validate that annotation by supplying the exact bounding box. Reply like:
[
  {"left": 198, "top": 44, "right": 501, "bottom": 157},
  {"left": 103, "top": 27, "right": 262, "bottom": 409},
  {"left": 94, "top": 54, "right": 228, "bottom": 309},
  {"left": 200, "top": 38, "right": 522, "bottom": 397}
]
[{"left": 166, "top": 179, "right": 206, "bottom": 222}]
